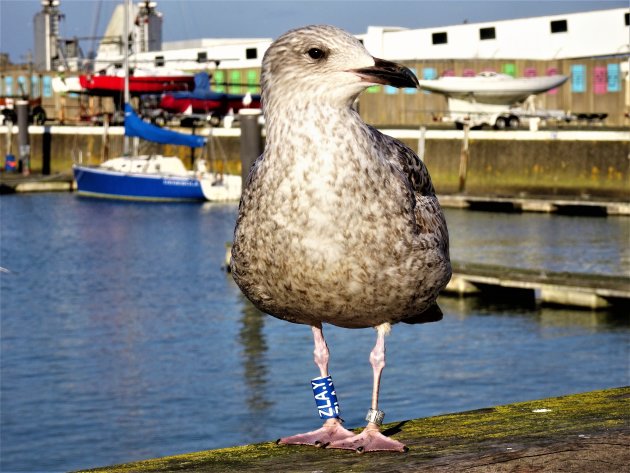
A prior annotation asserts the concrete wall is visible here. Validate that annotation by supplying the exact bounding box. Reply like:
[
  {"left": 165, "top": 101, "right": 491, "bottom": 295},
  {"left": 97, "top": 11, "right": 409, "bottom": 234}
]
[
  {"left": 1, "top": 127, "right": 628, "bottom": 199},
  {"left": 0, "top": 127, "right": 242, "bottom": 176},
  {"left": 416, "top": 138, "right": 629, "bottom": 198}
]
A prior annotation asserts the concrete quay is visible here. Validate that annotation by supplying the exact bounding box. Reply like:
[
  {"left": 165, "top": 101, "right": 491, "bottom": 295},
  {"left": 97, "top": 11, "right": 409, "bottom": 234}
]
[
  {"left": 76, "top": 386, "right": 629, "bottom": 473},
  {"left": 0, "top": 126, "right": 628, "bottom": 201},
  {"left": 0, "top": 172, "right": 75, "bottom": 194}
]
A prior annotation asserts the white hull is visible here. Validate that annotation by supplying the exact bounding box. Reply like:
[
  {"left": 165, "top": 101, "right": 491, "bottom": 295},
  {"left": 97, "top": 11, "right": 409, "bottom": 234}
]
[{"left": 418, "top": 73, "right": 569, "bottom": 105}]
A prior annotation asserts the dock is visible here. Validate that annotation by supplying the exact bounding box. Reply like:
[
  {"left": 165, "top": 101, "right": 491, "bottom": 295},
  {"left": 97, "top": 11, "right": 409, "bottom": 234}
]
[
  {"left": 0, "top": 172, "right": 75, "bottom": 194},
  {"left": 438, "top": 194, "right": 630, "bottom": 216},
  {"left": 445, "top": 262, "right": 630, "bottom": 310},
  {"left": 76, "top": 386, "right": 629, "bottom": 473}
]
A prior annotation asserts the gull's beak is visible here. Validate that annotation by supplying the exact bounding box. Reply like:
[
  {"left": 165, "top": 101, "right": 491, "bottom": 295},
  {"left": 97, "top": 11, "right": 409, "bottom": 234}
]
[{"left": 352, "top": 58, "right": 419, "bottom": 89}]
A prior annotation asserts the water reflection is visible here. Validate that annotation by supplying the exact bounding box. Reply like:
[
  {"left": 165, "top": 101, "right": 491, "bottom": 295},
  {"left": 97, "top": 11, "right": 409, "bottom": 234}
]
[
  {"left": 445, "top": 208, "right": 630, "bottom": 277},
  {"left": 237, "top": 294, "right": 271, "bottom": 442}
]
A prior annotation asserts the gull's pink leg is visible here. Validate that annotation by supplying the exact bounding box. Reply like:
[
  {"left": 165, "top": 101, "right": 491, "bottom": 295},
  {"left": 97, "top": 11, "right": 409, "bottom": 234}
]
[
  {"left": 328, "top": 323, "right": 407, "bottom": 453},
  {"left": 277, "top": 324, "right": 355, "bottom": 447}
]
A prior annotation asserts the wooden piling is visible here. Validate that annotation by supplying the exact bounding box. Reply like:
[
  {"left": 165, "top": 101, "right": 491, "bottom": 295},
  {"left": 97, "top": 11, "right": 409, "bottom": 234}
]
[
  {"left": 16, "top": 100, "right": 30, "bottom": 175},
  {"left": 457, "top": 122, "right": 470, "bottom": 192},
  {"left": 238, "top": 109, "right": 263, "bottom": 187}
]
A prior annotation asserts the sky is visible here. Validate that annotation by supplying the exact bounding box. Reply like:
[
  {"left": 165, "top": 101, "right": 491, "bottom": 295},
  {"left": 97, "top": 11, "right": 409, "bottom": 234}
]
[{"left": 0, "top": 0, "right": 627, "bottom": 63}]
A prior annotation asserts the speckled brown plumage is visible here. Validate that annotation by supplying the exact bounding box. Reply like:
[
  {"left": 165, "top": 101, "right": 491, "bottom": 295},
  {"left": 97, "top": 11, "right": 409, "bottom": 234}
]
[{"left": 231, "top": 25, "right": 451, "bottom": 329}]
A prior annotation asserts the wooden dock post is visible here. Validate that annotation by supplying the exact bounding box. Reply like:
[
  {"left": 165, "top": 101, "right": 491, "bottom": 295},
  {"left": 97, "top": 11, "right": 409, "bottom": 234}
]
[
  {"left": 16, "top": 100, "right": 30, "bottom": 176},
  {"left": 458, "top": 122, "right": 470, "bottom": 193},
  {"left": 417, "top": 125, "right": 426, "bottom": 161},
  {"left": 42, "top": 126, "right": 52, "bottom": 175},
  {"left": 238, "top": 109, "right": 263, "bottom": 187}
]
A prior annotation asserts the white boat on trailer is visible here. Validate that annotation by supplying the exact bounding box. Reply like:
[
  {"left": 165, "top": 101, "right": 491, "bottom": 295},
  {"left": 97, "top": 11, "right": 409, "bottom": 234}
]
[
  {"left": 418, "top": 72, "right": 570, "bottom": 129},
  {"left": 417, "top": 72, "right": 569, "bottom": 105}
]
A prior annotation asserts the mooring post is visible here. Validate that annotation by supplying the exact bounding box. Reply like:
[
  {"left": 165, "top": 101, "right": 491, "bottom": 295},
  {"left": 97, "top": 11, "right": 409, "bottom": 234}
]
[
  {"left": 16, "top": 100, "right": 30, "bottom": 176},
  {"left": 42, "top": 126, "right": 51, "bottom": 175},
  {"left": 190, "top": 123, "right": 196, "bottom": 168},
  {"left": 458, "top": 122, "right": 470, "bottom": 193},
  {"left": 417, "top": 125, "right": 426, "bottom": 162},
  {"left": 102, "top": 115, "right": 110, "bottom": 162},
  {"left": 239, "top": 109, "right": 263, "bottom": 188}
]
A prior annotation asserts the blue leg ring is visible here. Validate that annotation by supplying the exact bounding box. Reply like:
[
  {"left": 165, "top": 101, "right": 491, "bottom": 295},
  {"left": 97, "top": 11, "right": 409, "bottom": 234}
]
[{"left": 311, "top": 375, "right": 341, "bottom": 419}]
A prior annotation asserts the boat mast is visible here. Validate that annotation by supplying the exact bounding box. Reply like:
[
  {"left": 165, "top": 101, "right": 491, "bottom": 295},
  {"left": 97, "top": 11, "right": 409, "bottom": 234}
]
[{"left": 123, "top": 0, "right": 130, "bottom": 155}]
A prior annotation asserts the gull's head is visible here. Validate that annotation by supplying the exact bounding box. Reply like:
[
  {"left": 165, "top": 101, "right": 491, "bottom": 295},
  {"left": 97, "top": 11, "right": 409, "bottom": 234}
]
[{"left": 261, "top": 25, "right": 419, "bottom": 110}]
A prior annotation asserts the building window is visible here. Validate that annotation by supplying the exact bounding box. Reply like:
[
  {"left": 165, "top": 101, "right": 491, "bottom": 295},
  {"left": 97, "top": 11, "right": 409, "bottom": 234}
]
[
  {"left": 154, "top": 55, "right": 165, "bottom": 67},
  {"left": 245, "top": 48, "right": 257, "bottom": 60},
  {"left": 479, "top": 27, "right": 495, "bottom": 40},
  {"left": 625, "top": 12, "right": 629, "bottom": 26},
  {"left": 550, "top": 19, "right": 568, "bottom": 33},
  {"left": 197, "top": 51, "right": 207, "bottom": 63},
  {"left": 432, "top": 32, "right": 447, "bottom": 44}
]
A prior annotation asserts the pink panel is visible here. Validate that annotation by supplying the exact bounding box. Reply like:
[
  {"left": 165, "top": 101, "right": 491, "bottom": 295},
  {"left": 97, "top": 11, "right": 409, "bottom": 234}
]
[
  {"left": 524, "top": 67, "right": 537, "bottom": 77},
  {"left": 593, "top": 66, "right": 607, "bottom": 95},
  {"left": 547, "top": 67, "right": 559, "bottom": 94}
]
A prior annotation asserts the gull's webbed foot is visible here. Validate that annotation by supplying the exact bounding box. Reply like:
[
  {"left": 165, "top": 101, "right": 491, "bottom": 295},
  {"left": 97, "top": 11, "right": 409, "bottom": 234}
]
[
  {"left": 327, "top": 424, "right": 407, "bottom": 453},
  {"left": 277, "top": 418, "right": 354, "bottom": 448}
]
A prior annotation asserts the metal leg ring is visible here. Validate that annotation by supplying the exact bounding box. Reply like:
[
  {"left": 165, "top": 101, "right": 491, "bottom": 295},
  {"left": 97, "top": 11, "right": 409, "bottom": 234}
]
[{"left": 365, "top": 408, "right": 385, "bottom": 426}]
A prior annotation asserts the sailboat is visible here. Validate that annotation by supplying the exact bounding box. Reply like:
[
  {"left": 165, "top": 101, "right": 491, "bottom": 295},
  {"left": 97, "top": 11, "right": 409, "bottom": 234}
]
[
  {"left": 73, "top": 105, "right": 241, "bottom": 201},
  {"left": 72, "top": 0, "right": 241, "bottom": 202}
]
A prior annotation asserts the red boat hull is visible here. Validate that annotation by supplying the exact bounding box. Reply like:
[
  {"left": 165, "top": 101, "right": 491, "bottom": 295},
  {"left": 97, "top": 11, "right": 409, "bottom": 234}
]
[
  {"left": 159, "top": 95, "right": 262, "bottom": 115},
  {"left": 80, "top": 75, "right": 195, "bottom": 96}
]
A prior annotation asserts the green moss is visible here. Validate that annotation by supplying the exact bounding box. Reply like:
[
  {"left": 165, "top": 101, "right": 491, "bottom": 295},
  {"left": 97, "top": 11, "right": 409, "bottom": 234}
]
[
  {"left": 77, "top": 387, "right": 629, "bottom": 473},
  {"left": 400, "top": 387, "right": 627, "bottom": 440}
]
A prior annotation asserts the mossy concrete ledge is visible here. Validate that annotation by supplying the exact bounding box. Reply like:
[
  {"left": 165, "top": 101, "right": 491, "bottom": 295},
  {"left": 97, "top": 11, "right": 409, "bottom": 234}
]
[{"left": 78, "top": 387, "right": 629, "bottom": 473}]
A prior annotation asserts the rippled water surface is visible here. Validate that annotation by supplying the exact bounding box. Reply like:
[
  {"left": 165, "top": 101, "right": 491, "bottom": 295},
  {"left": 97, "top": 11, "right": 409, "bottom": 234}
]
[{"left": 1, "top": 194, "right": 628, "bottom": 472}]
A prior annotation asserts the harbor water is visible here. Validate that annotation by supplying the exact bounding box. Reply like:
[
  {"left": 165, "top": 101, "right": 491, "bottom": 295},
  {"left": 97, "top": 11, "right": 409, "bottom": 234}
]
[{"left": 1, "top": 194, "right": 628, "bottom": 472}]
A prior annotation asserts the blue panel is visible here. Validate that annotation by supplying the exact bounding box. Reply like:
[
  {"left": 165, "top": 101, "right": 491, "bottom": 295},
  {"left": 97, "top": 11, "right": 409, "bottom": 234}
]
[
  {"left": 42, "top": 76, "right": 52, "bottom": 97},
  {"left": 17, "top": 76, "right": 26, "bottom": 94},
  {"left": 385, "top": 85, "right": 398, "bottom": 95},
  {"left": 5, "top": 76, "right": 13, "bottom": 95},
  {"left": 404, "top": 68, "right": 418, "bottom": 94},
  {"left": 570, "top": 64, "right": 586, "bottom": 93},
  {"left": 31, "top": 75, "right": 40, "bottom": 97},
  {"left": 422, "top": 67, "right": 437, "bottom": 94},
  {"left": 607, "top": 63, "right": 620, "bottom": 92}
]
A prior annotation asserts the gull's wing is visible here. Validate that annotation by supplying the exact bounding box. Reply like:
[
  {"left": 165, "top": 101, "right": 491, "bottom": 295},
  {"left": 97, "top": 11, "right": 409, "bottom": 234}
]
[{"left": 366, "top": 125, "right": 436, "bottom": 197}]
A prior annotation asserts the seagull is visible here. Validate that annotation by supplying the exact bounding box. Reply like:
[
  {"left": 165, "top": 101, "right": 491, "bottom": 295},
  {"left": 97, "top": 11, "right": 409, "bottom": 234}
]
[{"left": 231, "top": 25, "right": 451, "bottom": 453}]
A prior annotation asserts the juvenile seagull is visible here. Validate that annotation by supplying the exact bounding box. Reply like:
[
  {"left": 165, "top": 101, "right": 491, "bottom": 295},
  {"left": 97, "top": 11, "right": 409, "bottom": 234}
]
[{"left": 231, "top": 25, "right": 451, "bottom": 453}]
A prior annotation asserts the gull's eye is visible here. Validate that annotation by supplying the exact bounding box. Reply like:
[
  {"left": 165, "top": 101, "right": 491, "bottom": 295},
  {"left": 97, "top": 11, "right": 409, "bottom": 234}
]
[{"left": 307, "top": 48, "right": 325, "bottom": 60}]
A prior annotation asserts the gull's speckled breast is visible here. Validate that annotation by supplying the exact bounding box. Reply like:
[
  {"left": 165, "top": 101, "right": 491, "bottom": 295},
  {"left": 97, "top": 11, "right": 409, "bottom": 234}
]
[{"left": 231, "top": 25, "right": 451, "bottom": 329}]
